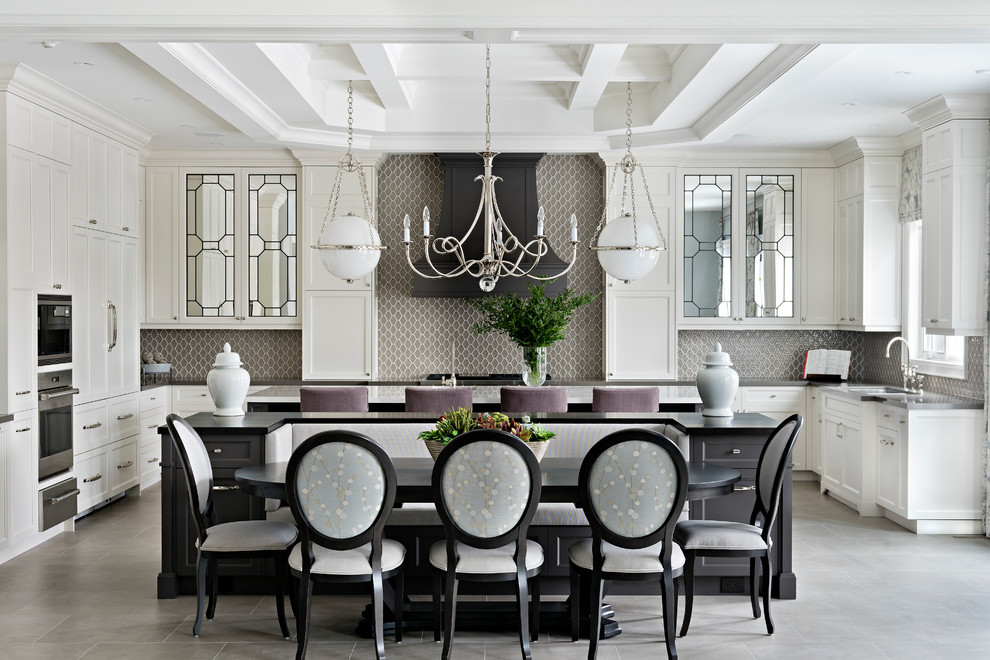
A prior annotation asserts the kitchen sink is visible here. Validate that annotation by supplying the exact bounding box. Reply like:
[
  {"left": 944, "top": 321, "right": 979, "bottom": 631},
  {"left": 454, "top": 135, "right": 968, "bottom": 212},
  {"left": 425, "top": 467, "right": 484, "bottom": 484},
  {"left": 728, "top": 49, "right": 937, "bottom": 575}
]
[{"left": 845, "top": 386, "right": 911, "bottom": 394}]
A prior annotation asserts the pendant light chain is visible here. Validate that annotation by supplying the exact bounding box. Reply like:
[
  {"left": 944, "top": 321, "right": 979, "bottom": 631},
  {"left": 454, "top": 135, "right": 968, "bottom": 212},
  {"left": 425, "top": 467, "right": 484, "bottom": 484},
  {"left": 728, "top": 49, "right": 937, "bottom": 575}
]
[{"left": 485, "top": 44, "right": 492, "bottom": 152}]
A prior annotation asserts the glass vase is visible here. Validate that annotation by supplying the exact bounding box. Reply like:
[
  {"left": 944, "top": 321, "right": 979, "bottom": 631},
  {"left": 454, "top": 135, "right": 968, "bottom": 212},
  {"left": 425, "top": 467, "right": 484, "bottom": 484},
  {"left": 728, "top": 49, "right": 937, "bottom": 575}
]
[{"left": 521, "top": 346, "right": 548, "bottom": 386}]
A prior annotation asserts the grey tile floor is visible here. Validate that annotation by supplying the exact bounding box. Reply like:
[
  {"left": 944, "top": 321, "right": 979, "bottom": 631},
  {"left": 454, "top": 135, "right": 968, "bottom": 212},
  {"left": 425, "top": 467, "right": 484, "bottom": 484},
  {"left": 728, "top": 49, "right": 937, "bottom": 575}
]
[{"left": 1, "top": 481, "right": 989, "bottom": 659}]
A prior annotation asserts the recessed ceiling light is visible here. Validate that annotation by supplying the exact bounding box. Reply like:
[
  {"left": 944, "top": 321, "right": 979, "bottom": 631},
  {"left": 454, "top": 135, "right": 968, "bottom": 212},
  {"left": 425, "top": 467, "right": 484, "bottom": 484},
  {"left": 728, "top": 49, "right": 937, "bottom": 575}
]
[
  {"left": 41, "top": 41, "right": 60, "bottom": 49},
  {"left": 976, "top": 69, "right": 990, "bottom": 75},
  {"left": 195, "top": 131, "right": 226, "bottom": 137},
  {"left": 133, "top": 97, "right": 153, "bottom": 102},
  {"left": 894, "top": 70, "right": 913, "bottom": 76},
  {"left": 840, "top": 102, "right": 858, "bottom": 107},
  {"left": 179, "top": 124, "right": 194, "bottom": 128},
  {"left": 73, "top": 61, "right": 94, "bottom": 67}
]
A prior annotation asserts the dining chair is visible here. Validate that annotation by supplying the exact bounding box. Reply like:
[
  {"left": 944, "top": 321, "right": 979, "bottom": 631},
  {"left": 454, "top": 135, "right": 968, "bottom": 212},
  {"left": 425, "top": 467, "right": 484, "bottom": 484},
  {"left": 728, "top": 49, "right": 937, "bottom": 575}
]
[
  {"left": 164, "top": 414, "right": 297, "bottom": 639},
  {"left": 568, "top": 428, "right": 688, "bottom": 660},
  {"left": 430, "top": 428, "right": 544, "bottom": 660},
  {"left": 404, "top": 386, "right": 473, "bottom": 413},
  {"left": 299, "top": 386, "right": 369, "bottom": 412},
  {"left": 674, "top": 413, "right": 803, "bottom": 636},
  {"left": 285, "top": 429, "right": 405, "bottom": 660},
  {"left": 500, "top": 385, "right": 568, "bottom": 413},
  {"left": 591, "top": 386, "right": 661, "bottom": 413}
]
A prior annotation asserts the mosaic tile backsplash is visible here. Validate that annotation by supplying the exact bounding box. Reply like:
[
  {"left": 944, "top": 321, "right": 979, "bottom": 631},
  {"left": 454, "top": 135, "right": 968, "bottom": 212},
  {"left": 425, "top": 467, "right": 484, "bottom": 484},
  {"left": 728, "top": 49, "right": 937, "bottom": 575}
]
[
  {"left": 141, "top": 329, "right": 302, "bottom": 381},
  {"left": 373, "top": 153, "right": 605, "bottom": 381}
]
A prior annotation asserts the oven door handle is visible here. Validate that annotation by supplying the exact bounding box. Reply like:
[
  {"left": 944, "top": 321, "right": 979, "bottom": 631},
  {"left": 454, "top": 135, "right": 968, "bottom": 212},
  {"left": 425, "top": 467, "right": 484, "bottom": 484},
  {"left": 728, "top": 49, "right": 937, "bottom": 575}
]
[
  {"left": 47, "top": 489, "right": 81, "bottom": 505},
  {"left": 39, "top": 387, "right": 80, "bottom": 401}
]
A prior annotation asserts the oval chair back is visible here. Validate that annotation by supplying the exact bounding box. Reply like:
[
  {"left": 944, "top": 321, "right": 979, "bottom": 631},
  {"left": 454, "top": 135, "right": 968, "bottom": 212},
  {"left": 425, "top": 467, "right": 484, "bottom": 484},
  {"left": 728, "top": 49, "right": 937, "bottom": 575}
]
[
  {"left": 752, "top": 413, "right": 803, "bottom": 536},
  {"left": 166, "top": 414, "right": 216, "bottom": 545}
]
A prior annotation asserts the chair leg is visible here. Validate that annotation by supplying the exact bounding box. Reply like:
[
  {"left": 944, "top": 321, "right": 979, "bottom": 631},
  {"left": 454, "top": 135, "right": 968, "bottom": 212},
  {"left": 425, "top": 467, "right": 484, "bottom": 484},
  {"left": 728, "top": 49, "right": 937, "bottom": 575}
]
[
  {"left": 569, "top": 566, "right": 581, "bottom": 642},
  {"left": 678, "top": 552, "right": 695, "bottom": 637},
  {"left": 587, "top": 569, "right": 604, "bottom": 660},
  {"left": 372, "top": 568, "right": 386, "bottom": 660},
  {"left": 193, "top": 553, "right": 208, "bottom": 637},
  {"left": 296, "top": 573, "right": 314, "bottom": 660},
  {"left": 530, "top": 574, "right": 541, "bottom": 643},
  {"left": 206, "top": 557, "right": 219, "bottom": 620},
  {"left": 516, "top": 568, "right": 532, "bottom": 660},
  {"left": 441, "top": 574, "right": 459, "bottom": 660},
  {"left": 750, "top": 556, "right": 761, "bottom": 619},
  {"left": 393, "top": 569, "right": 404, "bottom": 644},
  {"left": 432, "top": 573, "right": 442, "bottom": 642},
  {"left": 274, "top": 556, "right": 291, "bottom": 639},
  {"left": 660, "top": 570, "right": 678, "bottom": 660},
  {"left": 761, "top": 555, "right": 774, "bottom": 635}
]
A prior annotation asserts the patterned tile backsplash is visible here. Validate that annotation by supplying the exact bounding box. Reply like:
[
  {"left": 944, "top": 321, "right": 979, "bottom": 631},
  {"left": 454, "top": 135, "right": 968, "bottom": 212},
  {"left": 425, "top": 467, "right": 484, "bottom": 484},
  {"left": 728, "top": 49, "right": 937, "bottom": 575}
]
[{"left": 141, "top": 329, "right": 302, "bottom": 382}]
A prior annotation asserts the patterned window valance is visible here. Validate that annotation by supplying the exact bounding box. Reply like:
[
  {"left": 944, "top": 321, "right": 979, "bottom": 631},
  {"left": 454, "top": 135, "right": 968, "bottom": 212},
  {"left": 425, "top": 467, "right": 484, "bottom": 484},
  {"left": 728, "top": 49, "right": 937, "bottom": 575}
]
[{"left": 899, "top": 145, "right": 922, "bottom": 223}]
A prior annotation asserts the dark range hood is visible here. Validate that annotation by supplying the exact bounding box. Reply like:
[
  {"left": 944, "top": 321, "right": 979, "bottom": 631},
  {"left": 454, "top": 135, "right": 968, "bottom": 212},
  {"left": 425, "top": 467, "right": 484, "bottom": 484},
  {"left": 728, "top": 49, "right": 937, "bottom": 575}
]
[{"left": 411, "top": 152, "right": 570, "bottom": 298}]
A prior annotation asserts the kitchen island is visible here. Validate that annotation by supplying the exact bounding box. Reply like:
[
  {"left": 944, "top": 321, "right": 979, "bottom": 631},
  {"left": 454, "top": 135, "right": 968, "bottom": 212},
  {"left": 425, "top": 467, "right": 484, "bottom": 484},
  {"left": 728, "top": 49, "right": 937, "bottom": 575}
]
[{"left": 158, "top": 411, "right": 795, "bottom": 603}]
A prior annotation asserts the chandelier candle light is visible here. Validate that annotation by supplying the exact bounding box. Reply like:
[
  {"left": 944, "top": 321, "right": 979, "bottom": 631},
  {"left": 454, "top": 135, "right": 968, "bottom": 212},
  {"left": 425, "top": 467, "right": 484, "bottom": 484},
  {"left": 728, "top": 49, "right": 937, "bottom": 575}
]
[
  {"left": 402, "top": 44, "right": 578, "bottom": 292},
  {"left": 312, "top": 81, "right": 386, "bottom": 282},
  {"left": 589, "top": 81, "right": 668, "bottom": 282}
]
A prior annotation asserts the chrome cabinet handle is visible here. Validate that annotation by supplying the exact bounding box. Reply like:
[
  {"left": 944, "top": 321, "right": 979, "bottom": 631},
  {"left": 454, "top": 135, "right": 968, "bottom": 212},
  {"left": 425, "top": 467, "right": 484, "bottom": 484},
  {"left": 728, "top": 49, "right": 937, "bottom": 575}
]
[
  {"left": 200, "top": 393, "right": 208, "bottom": 397},
  {"left": 212, "top": 448, "right": 222, "bottom": 454},
  {"left": 84, "top": 473, "right": 103, "bottom": 483},
  {"left": 213, "top": 485, "right": 239, "bottom": 491},
  {"left": 117, "top": 461, "right": 134, "bottom": 469},
  {"left": 123, "top": 226, "right": 130, "bottom": 231},
  {"left": 116, "top": 413, "right": 134, "bottom": 420},
  {"left": 734, "top": 485, "right": 756, "bottom": 491},
  {"left": 770, "top": 394, "right": 777, "bottom": 398},
  {"left": 15, "top": 427, "right": 30, "bottom": 433},
  {"left": 15, "top": 390, "right": 30, "bottom": 396},
  {"left": 731, "top": 448, "right": 741, "bottom": 454},
  {"left": 54, "top": 283, "right": 62, "bottom": 289},
  {"left": 147, "top": 457, "right": 159, "bottom": 463},
  {"left": 89, "top": 219, "right": 97, "bottom": 224},
  {"left": 147, "top": 424, "right": 159, "bottom": 429},
  {"left": 48, "top": 489, "right": 81, "bottom": 505},
  {"left": 107, "top": 300, "right": 118, "bottom": 352},
  {"left": 40, "top": 387, "right": 80, "bottom": 400},
  {"left": 83, "top": 422, "right": 103, "bottom": 430}
]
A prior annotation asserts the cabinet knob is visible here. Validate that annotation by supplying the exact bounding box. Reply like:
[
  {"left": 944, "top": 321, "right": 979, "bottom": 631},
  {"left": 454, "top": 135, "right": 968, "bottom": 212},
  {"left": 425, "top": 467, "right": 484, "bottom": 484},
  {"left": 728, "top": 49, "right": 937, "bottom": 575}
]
[
  {"left": 731, "top": 448, "right": 741, "bottom": 454},
  {"left": 123, "top": 226, "right": 130, "bottom": 231},
  {"left": 770, "top": 394, "right": 777, "bottom": 398},
  {"left": 840, "top": 317, "right": 846, "bottom": 321},
  {"left": 54, "top": 283, "right": 62, "bottom": 289},
  {"left": 200, "top": 393, "right": 208, "bottom": 397},
  {"left": 213, "top": 448, "right": 222, "bottom": 454},
  {"left": 173, "top": 316, "right": 178, "bottom": 320},
  {"left": 801, "top": 316, "right": 807, "bottom": 321},
  {"left": 930, "top": 319, "right": 938, "bottom": 324},
  {"left": 850, "top": 317, "right": 856, "bottom": 322},
  {"left": 89, "top": 219, "right": 97, "bottom": 224}
]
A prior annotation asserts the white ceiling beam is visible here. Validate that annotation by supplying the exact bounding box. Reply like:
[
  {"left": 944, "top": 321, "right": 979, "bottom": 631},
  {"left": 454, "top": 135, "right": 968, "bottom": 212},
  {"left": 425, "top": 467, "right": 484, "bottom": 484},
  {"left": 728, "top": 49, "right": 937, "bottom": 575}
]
[
  {"left": 567, "top": 44, "right": 627, "bottom": 111},
  {"left": 351, "top": 43, "right": 411, "bottom": 110}
]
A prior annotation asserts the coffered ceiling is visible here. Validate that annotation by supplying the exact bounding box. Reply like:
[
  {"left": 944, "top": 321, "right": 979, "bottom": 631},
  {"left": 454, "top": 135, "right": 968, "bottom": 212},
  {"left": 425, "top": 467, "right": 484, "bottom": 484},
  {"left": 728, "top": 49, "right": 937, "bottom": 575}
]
[{"left": 0, "top": 2, "right": 988, "bottom": 154}]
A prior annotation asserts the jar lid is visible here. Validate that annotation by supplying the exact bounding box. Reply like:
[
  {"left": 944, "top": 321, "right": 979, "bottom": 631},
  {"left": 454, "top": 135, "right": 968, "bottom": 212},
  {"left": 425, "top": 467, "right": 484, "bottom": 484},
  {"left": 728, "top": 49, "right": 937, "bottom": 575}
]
[
  {"left": 213, "top": 343, "right": 243, "bottom": 367},
  {"left": 702, "top": 342, "right": 733, "bottom": 367}
]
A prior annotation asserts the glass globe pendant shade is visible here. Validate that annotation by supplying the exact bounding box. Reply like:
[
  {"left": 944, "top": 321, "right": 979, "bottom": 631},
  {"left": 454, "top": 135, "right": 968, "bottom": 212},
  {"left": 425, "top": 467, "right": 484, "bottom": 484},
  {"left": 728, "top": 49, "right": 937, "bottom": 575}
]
[
  {"left": 596, "top": 214, "right": 660, "bottom": 281},
  {"left": 318, "top": 215, "right": 382, "bottom": 281}
]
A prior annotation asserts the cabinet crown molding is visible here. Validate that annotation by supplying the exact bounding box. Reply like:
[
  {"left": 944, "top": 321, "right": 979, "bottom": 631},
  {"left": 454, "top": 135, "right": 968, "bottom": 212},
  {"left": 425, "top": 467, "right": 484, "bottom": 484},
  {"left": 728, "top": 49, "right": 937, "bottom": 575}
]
[
  {"left": 291, "top": 147, "right": 386, "bottom": 166},
  {"left": 829, "top": 137, "right": 904, "bottom": 167},
  {"left": 903, "top": 94, "right": 990, "bottom": 131}
]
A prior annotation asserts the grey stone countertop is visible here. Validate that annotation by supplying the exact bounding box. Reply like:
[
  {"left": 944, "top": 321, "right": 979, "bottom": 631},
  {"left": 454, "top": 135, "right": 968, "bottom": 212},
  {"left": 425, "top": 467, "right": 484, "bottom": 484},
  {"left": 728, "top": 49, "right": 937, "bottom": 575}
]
[
  {"left": 816, "top": 383, "right": 983, "bottom": 410},
  {"left": 0, "top": 413, "right": 13, "bottom": 425}
]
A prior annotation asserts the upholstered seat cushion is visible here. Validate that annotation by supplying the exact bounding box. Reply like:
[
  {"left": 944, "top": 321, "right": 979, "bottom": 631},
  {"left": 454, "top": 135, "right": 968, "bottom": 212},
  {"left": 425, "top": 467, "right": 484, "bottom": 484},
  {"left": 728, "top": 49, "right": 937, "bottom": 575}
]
[
  {"left": 568, "top": 539, "right": 685, "bottom": 574},
  {"left": 199, "top": 520, "right": 298, "bottom": 553},
  {"left": 429, "top": 539, "right": 544, "bottom": 574},
  {"left": 288, "top": 539, "right": 406, "bottom": 575},
  {"left": 673, "top": 520, "right": 768, "bottom": 551}
]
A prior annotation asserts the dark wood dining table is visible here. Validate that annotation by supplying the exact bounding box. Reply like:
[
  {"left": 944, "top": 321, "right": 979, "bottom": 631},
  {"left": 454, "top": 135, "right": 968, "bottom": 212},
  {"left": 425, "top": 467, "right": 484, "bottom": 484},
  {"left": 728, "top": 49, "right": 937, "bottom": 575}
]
[{"left": 234, "top": 456, "right": 742, "bottom": 503}]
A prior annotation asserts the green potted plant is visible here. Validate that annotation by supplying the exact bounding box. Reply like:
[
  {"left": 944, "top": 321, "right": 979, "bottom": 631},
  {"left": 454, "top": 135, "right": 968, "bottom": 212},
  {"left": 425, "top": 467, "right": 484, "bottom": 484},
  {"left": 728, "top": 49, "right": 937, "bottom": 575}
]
[
  {"left": 468, "top": 281, "right": 598, "bottom": 386},
  {"left": 418, "top": 408, "right": 556, "bottom": 461}
]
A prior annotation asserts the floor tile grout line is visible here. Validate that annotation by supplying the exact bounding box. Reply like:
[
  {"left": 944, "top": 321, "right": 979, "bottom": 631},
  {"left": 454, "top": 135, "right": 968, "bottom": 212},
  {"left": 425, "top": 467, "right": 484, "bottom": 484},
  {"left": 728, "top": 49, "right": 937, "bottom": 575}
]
[{"left": 33, "top": 613, "right": 72, "bottom": 642}]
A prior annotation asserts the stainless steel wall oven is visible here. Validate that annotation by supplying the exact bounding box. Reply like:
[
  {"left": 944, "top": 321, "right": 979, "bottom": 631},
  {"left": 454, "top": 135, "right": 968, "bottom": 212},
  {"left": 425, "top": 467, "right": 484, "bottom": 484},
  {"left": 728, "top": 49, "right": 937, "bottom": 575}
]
[{"left": 38, "top": 369, "right": 78, "bottom": 481}]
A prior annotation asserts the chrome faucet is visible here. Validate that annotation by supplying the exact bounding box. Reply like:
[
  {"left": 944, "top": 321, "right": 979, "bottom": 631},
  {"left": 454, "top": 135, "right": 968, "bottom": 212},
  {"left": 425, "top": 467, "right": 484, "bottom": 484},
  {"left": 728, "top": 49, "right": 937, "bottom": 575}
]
[
  {"left": 441, "top": 341, "right": 457, "bottom": 387},
  {"left": 885, "top": 336, "right": 924, "bottom": 394}
]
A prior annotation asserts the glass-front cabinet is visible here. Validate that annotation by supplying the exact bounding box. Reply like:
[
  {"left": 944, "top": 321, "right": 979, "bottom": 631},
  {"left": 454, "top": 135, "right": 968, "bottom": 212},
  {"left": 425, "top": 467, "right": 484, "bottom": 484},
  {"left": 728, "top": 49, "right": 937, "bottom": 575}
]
[
  {"left": 678, "top": 168, "right": 798, "bottom": 327},
  {"left": 181, "top": 168, "right": 299, "bottom": 326}
]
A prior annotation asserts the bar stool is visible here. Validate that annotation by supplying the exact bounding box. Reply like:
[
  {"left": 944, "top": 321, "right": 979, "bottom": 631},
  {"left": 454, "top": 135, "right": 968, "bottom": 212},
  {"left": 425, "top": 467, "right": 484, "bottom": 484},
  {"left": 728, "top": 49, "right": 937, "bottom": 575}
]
[
  {"left": 299, "top": 386, "right": 369, "bottom": 412},
  {"left": 404, "top": 386, "right": 473, "bottom": 413},
  {"left": 500, "top": 386, "right": 568, "bottom": 413},
  {"left": 591, "top": 386, "right": 660, "bottom": 412}
]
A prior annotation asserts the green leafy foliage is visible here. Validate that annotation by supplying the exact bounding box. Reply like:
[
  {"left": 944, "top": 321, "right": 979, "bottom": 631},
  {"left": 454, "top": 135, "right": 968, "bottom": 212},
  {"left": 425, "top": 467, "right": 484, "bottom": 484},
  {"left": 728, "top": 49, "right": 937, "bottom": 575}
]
[
  {"left": 418, "top": 408, "right": 557, "bottom": 446},
  {"left": 468, "top": 281, "right": 598, "bottom": 347}
]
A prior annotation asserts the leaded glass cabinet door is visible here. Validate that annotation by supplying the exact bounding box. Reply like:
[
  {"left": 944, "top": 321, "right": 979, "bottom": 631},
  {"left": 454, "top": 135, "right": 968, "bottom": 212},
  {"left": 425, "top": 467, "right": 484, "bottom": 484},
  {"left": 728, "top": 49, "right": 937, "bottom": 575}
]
[
  {"left": 247, "top": 173, "right": 297, "bottom": 318},
  {"left": 744, "top": 173, "right": 794, "bottom": 320},
  {"left": 682, "top": 173, "right": 733, "bottom": 319},
  {"left": 185, "top": 173, "right": 236, "bottom": 318}
]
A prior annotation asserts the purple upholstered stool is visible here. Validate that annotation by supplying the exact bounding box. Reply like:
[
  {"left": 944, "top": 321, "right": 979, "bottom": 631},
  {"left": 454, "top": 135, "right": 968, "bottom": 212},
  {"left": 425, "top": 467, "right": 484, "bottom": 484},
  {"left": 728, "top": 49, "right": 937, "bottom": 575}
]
[
  {"left": 591, "top": 386, "right": 661, "bottom": 413},
  {"left": 404, "top": 387, "right": 473, "bottom": 413},
  {"left": 500, "top": 386, "right": 568, "bottom": 414},
  {"left": 299, "top": 386, "right": 369, "bottom": 412}
]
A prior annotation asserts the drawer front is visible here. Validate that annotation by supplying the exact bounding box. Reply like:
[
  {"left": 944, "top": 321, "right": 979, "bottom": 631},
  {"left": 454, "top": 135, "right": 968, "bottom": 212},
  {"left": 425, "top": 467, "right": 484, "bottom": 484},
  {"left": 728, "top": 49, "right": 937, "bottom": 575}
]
[
  {"left": 141, "top": 442, "right": 162, "bottom": 488},
  {"left": 742, "top": 387, "right": 806, "bottom": 412},
  {"left": 109, "top": 438, "right": 140, "bottom": 493},
  {"left": 171, "top": 386, "right": 214, "bottom": 416},
  {"left": 140, "top": 387, "right": 168, "bottom": 413},
  {"left": 74, "top": 402, "right": 109, "bottom": 454},
  {"left": 822, "top": 393, "right": 862, "bottom": 420},
  {"left": 140, "top": 408, "right": 168, "bottom": 443},
  {"left": 877, "top": 405, "right": 907, "bottom": 431},
  {"left": 75, "top": 449, "right": 109, "bottom": 511},
  {"left": 108, "top": 394, "right": 140, "bottom": 440},
  {"left": 203, "top": 438, "right": 257, "bottom": 470},
  {"left": 696, "top": 438, "right": 765, "bottom": 468}
]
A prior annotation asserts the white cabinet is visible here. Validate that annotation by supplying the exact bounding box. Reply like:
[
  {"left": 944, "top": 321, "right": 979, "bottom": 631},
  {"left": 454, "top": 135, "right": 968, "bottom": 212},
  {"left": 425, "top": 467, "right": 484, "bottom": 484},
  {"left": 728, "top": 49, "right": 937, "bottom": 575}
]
[
  {"left": 733, "top": 386, "right": 808, "bottom": 469},
  {"left": 805, "top": 387, "right": 823, "bottom": 475},
  {"left": 7, "top": 410, "right": 38, "bottom": 548},
  {"left": 70, "top": 227, "right": 140, "bottom": 404},
  {"left": 0, "top": 422, "right": 6, "bottom": 549},
  {"left": 918, "top": 119, "right": 989, "bottom": 336},
  {"left": 144, "top": 167, "right": 180, "bottom": 323},
  {"left": 6, "top": 93, "right": 71, "bottom": 164},
  {"left": 302, "top": 291, "right": 374, "bottom": 380},
  {"left": 819, "top": 391, "right": 879, "bottom": 515},
  {"left": 874, "top": 403, "right": 983, "bottom": 534},
  {"left": 170, "top": 384, "right": 262, "bottom": 417},
  {"left": 70, "top": 125, "right": 139, "bottom": 237},
  {"left": 73, "top": 392, "right": 142, "bottom": 513},
  {"left": 139, "top": 388, "right": 168, "bottom": 490},
  {"left": 5, "top": 288, "right": 36, "bottom": 414},
  {"left": 799, "top": 168, "right": 835, "bottom": 326},
  {"left": 75, "top": 449, "right": 109, "bottom": 512},
  {"left": 832, "top": 151, "right": 901, "bottom": 331},
  {"left": 603, "top": 165, "right": 677, "bottom": 380}
]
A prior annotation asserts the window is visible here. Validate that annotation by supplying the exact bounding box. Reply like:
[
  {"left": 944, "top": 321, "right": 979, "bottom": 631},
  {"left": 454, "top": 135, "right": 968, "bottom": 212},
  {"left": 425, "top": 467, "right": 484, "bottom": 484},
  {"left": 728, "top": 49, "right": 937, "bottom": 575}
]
[{"left": 902, "top": 221, "right": 966, "bottom": 378}]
